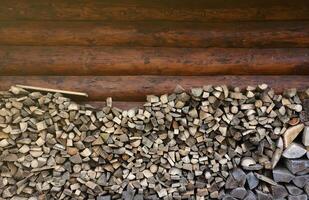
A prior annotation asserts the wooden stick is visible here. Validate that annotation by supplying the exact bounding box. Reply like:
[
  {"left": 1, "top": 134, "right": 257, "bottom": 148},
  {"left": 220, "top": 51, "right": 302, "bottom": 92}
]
[{"left": 16, "top": 84, "right": 88, "bottom": 97}]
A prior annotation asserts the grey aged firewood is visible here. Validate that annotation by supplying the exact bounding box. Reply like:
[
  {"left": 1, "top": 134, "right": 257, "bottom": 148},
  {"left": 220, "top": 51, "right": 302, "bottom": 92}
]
[
  {"left": 222, "top": 195, "right": 237, "bottom": 200},
  {"left": 272, "top": 137, "right": 284, "bottom": 169},
  {"left": 285, "top": 159, "right": 309, "bottom": 174},
  {"left": 255, "top": 189, "right": 273, "bottom": 200},
  {"left": 271, "top": 185, "right": 289, "bottom": 199},
  {"left": 282, "top": 143, "right": 307, "bottom": 159},
  {"left": 287, "top": 194, "right": 308, "bottom": 200},
  {"left": 305, "top": 182, "right": 309, "bottom": 196},
  {"left": 273, "top": 167, "right": 295, "bottom": 183},
  {"left": 246, "top": 172, "right": 259, "bottom": 190},
  {"left": 255, "top": 173, "right": 278, "bottom": 186},
  {"left": 244, "top": 191, "right": 257, "bottom": 200},
  {"left": 230, "top": 187, "right": 247, "bottom": 199},
  {"left": 0, "top": 85, "right": 307, "bottom": 199},
  {"left": 292, "top": 175, "right": 309, "bottom": 188},
  {"left": 286, "top": 184, "right": 304, "bottom": 195}
]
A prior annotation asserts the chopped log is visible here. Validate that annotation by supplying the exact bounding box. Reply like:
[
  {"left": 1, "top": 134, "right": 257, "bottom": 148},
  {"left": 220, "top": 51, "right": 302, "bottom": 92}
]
[
  {"left": 230, "top": 187, "right": 247, "bottom": 199},
  {"left": 282, "top": 143, "right": 307, "bottom": 159},
  {"left": 80, "top": 101, "right": 143, "bottom": 110},
  {"left": 285, "top": 159, "right": 309, "bottom": 174},
  {"left": 273, "top": 167, "right": 295, "bottom": 183},
  {"left": 246, "top": 172, "right": 259, "bottom": 190},
  {"left": 286, "top": 185, "right": 303, "bottom": 195},
  {"left": 287, "top": 194, "right": 308, "bottom": 200},
  {"left": 271, "top": 185, "right": 288, "bottom": 199},
  {"left": 283, "top": 124, "right": 305, "bottom": 148},
  {"left": 292, "top": 175, "right": 309, "bottom": 188},
  {"left": 0, "top": 76, "right": 307, "bottom": 101},
  {"left": 0, "top": 83, "right": 307, "bottom": 199}
]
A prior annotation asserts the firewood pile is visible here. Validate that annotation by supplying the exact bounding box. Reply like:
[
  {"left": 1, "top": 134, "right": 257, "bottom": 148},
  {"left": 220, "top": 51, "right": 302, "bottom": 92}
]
[{"left": 0, "top": 85, "right": 308, "bottom": 200}]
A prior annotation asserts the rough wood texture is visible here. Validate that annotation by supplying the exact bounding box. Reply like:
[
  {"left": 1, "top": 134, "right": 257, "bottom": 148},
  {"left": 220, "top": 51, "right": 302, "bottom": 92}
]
[
  {"left": 0, "top": 21, "right": 309, "bottom": 47},
  {"left": 0, "top": 76, "right": 308, "bottom": 101},
  {"left": 0, "top": 85, "right": 307, "bottom": 199},
  {"left": 81, "top": 101, "right": 143, "bottom": 110},
  {"left": 0, "top": 46, "right": 309, "bottom": 76},
  {"left": 0, "top": 0, "right": 308, "bottom": 21},
  {"left": 16, "top": 84, "right": 88, "bottom": 97}
]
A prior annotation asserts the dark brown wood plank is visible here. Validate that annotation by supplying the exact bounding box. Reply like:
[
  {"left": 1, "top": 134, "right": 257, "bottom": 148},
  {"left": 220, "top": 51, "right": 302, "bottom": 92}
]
[
  {"left": 0, "top": 46, "right": 309, "bottom": 76},
  {"left": 0, "top": 76, "right": 308, "bottom": 101},
  {"left": 1, "top": 21, "right": 308, "bottom": 47},
  {"left": 0, "top": 0, "right": 308, "bottom": 21}
]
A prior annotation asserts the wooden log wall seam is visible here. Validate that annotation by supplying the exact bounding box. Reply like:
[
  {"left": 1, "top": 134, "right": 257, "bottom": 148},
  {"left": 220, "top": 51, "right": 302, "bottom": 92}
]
[
  {"left": 0, "top": 46, "right": 309, "bottom": 76},
  {"left": 0, "top": 0, "right": 309, "bottom": 21},
  {"left": 0, "top": 76, "right": 308, "bottom": 101},
  {"left": 0, "top": 0, "right": 308, "bottom": 106},
  {"left": 0, "top": 21, "right": 308, "bottom": 47}
]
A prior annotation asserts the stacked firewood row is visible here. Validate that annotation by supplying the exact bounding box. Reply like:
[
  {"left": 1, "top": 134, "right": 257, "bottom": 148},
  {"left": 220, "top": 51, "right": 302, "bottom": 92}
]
[{"left": 0, "top": 85, "right": 308, "bottom": 199}]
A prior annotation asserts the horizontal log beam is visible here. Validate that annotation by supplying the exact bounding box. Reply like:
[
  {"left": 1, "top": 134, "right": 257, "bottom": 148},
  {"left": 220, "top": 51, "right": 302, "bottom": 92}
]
[
  {"left": 0, "top": 76, "right": 308, "bottom": 101},
  {"left": 0, "top": 21, "right": 308, "bottom": 47},
  {"left": 0, "top": 46, "right": 309, "bottom": 76},
  {"left": 0, "top": 0, "right": 308, "bottom": 21}
]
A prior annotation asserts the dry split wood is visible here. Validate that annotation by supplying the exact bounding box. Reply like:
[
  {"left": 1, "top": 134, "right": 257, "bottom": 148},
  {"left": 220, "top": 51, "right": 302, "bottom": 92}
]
[{"left": 0, "top": 85, "right": 308, "bottom": 199}]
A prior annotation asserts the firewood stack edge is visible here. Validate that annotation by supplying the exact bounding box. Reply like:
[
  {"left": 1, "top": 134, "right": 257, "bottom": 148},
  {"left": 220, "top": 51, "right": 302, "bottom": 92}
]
[{"left": 0, "top": 85, "right": 308, "bottom": 200}]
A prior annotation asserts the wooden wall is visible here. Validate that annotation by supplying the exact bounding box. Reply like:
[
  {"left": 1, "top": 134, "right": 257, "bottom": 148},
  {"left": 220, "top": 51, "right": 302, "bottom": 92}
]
[{"left": 0, "top": 0, "right": 309, "bottom": 109}]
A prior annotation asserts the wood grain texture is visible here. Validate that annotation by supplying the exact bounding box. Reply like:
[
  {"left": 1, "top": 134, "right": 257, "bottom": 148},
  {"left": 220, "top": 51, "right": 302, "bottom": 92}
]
[
  {"left": 0, "top": 0, "right": 308, "bottom": 21},
  {"left": 81, "top": 101, "right": 144, "bottom": 110},
  {"left": 1, "top": 21, "right": 309, "bottom": 47},
  {"left": 0, "top": 76, "right": 308, "bottom": 101},
  {"left": 0, "top": 46, "right": 309, "bottom": 76}
]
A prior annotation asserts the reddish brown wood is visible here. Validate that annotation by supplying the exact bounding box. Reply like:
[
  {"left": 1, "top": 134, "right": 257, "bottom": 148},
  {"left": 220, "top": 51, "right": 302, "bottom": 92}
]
[
  {"left": 0, "top": 76, "right": 308, "bottom": 101},
  {"left": 0, "top": 0, "right": 308, "bottom": 21},
  {"left": 0, "top": 21, "right": 309, "bottom": 47},
  {"left": 0, "top": 46, "right": 308, "bottom": 76}
]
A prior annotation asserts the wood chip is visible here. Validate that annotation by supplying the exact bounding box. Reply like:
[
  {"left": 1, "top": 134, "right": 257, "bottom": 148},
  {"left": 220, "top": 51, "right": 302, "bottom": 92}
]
[
  {"left": 282, "top": 142, "right": 307, "bottom": 159},
  {"left": 283, "top": 124, "right": 305, "bottom": 148},
  {"left": 273, "top": 167, "right": 295, "bottom": 183}
]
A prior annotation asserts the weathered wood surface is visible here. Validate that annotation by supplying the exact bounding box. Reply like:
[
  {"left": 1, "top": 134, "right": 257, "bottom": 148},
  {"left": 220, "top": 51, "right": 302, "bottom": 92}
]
[
  {"left": 0, "top": 46, "right": 308, "bottom": 76},
  {"left": 81, "top": 101, "right": 143, "bottom": 110},
  {"left": 0, "top": 0, "right": 308, "bottom": 21},
  {"left": 0, "top": 76, "right": 308, "bottom": 101},
  {"left": 1, "top": 81, "right": 307, "bottom": 199},
  {"left": 0, "top": 21, "right": 308, "bottom": 47},
  {"left": 16, "top": 84, "right": 88, "bottom": 97}
]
